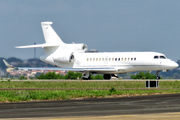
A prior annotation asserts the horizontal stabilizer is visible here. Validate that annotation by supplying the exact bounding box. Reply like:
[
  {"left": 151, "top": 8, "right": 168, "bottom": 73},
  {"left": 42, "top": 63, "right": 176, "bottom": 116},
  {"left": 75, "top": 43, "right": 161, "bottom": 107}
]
[{"left": 16, "top": 43, "right": 61, "bottom": 48}]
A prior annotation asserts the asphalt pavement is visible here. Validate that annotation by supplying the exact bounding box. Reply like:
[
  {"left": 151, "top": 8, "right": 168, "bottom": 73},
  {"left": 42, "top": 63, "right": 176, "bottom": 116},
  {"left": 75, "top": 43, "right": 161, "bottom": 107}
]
[{"left": 0, "top": 93, "right": 180, "bottom": 119}]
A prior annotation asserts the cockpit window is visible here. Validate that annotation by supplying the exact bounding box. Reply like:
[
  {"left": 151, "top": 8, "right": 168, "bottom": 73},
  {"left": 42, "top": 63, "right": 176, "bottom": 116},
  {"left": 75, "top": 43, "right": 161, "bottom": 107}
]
[
  {"left": 154, "top": 56, "right": 159, "bottom": 59},
  {"left": 160, "top": 56, "right": 166, "bottom": 59}
]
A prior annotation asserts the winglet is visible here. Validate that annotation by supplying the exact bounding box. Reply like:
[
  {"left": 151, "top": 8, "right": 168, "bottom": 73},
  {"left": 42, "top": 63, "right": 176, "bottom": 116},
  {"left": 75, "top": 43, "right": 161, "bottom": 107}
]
[{"left": 3, "top": 59, "right": 14, "bottom": 68}]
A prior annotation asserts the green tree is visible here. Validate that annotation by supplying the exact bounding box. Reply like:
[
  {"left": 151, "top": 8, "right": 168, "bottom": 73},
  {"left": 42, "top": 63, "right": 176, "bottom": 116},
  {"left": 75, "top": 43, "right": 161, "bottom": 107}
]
[
  {"left": 89, "top": 74, "right": 104, "bottom": 80},
  {"left": 36, "top": 71, "right": 82, "bottom": 80},
  {"left": 64, "top": 71, "right": 82, "bottom": 79},
  {"left": 56, "top": 74, "right": 65, "bottom": 79},
  {"left": 19, "top": 75, "right": 27, "bottom": 80},
  {"left": 131, "top": 72, "right": 156, "bottom": 79},
  {"left": 173, "top": 73, "right": 180, "bottom": 79},
  {"left": 94, "top": 74, "right": 104, "bottom": 79},
  {"left": 36, "top": 73, "right": 45, "bottom": 79},
  {"left": 44, "top": 71, "right": 57, "bottom": 79}
]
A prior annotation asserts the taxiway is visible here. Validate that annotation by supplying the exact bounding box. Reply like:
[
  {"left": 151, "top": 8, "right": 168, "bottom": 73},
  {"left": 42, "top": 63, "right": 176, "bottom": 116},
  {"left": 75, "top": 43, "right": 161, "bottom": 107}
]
[{"left": 0, "top": 93, "right": 180, "bottom": 119}]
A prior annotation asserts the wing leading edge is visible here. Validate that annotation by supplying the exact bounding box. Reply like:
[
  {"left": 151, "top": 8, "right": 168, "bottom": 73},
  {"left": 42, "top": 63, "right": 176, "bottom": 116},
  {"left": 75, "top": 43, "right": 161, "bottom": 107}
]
[
  {"left": 15, "top": 43, "right": 61, "bottom": 48},
  {"left": 17, "top": 67, "right": 117, "bottom": 72},
  {"left": 3, "top": 59, "right": 118, "bottom": 72}
]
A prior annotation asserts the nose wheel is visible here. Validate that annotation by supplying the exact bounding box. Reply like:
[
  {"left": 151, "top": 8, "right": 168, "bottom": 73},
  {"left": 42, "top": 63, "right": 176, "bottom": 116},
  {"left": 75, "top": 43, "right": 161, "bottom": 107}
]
[{"left": 156, "top": 71, "right": 161, "bottom": 80}]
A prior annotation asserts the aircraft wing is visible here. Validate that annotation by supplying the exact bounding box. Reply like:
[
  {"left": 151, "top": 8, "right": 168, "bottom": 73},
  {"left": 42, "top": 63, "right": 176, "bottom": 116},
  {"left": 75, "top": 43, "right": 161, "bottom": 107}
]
[
  {"left": 17, "top": 67, "right": 117, "bottom": 72},
  {"left": 3, "top": 59, "right": 118, "bottom": 72}
]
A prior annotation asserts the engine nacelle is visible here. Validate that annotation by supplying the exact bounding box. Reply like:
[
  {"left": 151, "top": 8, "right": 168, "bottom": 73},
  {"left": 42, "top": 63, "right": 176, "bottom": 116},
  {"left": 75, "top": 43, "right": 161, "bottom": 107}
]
[
  {"left": 60, "top": 44, "right": 88, "bottom": 52},
  {"left": 52, "top": 53, "right": 75, "bottom": 63},
  {"left": 68, "top": 44, "right": 88, "bottom": 51}
]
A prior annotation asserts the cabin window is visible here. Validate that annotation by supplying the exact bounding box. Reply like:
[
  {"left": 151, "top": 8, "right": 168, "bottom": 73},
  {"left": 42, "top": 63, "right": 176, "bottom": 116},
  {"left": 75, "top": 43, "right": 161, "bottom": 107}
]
[
  {"left": 93, "top": 58, "right": 95, "bottom": 61},
  {"left": 154, "top": 56, "right": 159, "bottom": 59},
  {"left": 96, "top": 58, "right": 98, "bottom": 61},
  {"left": 90, "top": 58, "right": 92, "bottom": 61},
  {"left": 109, "top": 58, "right": 111, "bottom": 61},
  {"left": 112, "top": 58, "right": 114, "bottom": 61},
  {"left": 115, "top": 58, "right": 117, "bottom": 61},
  {"left": 131, "top": 58, "right": 133, "bottom": 61},
  {"left": 128, "top": 58, "right": 130, "bottom": 61},
  {"left": 160, "top": 56, "right": 166, "bottom": 59},
  {"left": 134, "top": 58, "right": 136, "bottom": 61},
  {"left": 102, "top": 58, "right": 104, "bottom": 61},
  {"left": 121, "top": 58, "right": 123, "bottom": 61},
  {"left": 87, "top": 58, "right": 89, "bottom": 61},
  {"left": 118, "top": 58, "right": 120, "bottom": 61},
  {"left": 99, "top": 58, "right": 101, "bottom": 61}
]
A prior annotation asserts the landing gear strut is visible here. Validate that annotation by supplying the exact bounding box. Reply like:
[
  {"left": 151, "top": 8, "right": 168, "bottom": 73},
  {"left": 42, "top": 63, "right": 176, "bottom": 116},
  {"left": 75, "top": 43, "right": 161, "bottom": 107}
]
[
  {"left": 82, "top": 71, "right": 90, "bottom": 80},
  {"left": 111, "top": 74, "right": 118, "bottom": 78},
  {"left": 156, "top": 71, "right": 161, "bottom": 80}
]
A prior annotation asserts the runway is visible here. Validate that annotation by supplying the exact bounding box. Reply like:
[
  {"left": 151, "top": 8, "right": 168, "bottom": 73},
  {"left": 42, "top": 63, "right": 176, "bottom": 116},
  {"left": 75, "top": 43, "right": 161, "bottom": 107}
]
[{"left": 0, "top": 93, "right": 180, "bottom": 119}]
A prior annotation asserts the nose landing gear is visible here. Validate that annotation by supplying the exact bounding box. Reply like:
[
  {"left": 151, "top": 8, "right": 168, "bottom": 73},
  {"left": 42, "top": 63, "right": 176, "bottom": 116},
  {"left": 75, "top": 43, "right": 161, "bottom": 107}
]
[{"left": 156, "top": 71, "right": 161, "bottom": 80}]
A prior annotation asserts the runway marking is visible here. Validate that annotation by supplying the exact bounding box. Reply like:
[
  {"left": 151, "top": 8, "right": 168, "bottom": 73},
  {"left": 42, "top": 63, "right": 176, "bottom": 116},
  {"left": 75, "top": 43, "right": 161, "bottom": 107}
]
[
  {"left": 163, "top": 112, "right": 180, "bottom": 115},
  {"left": 2, "top": 113, "right": 180, "bottom": 120},
  {"left": 49, "top": 112, "right": 180, "bottom": 120},
  {"left": 51, "top": 115, "right": 137, "bottom": 120}
]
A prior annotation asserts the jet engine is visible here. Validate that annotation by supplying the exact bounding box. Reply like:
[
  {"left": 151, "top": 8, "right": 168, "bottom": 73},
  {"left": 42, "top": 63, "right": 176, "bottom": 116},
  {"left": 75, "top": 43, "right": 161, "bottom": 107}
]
[
  {"left": 53, "top": 53, "right": 75, "bottom": 63},
  {"left": 60, "top": 44, "right": 88, "bottom": 52}
]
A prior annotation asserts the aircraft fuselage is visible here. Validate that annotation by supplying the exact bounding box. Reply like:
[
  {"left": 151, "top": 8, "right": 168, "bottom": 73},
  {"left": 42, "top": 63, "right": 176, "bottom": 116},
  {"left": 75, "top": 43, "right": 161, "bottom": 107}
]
[{"left": 40, "top": 51, "right": 178, "bottom": 74}]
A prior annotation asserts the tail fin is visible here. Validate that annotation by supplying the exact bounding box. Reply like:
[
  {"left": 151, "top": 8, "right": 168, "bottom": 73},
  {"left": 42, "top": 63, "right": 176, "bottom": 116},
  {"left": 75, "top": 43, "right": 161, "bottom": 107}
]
[
  {"left": 16, "top": 22, "right": 64, "bottom": 55},
  {"left": 41, "top": 22, "right": 64, "bottom": 44}
]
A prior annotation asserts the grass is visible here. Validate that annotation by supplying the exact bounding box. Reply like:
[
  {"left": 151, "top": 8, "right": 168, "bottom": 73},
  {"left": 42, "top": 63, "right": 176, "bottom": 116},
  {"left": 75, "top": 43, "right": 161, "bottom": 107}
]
[
  {"left": 0, "top": 89, "right": 180, "bottom": 102},
  {"left": 0, "top": 80, "right": 180, "bottom": 102},
  {"left": 0, "top": 80, "right": 180, "bottom": 89}
]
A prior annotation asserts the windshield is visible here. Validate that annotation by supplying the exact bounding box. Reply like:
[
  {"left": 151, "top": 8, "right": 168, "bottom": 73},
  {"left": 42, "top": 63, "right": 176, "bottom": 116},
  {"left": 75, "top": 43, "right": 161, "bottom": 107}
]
[
  {"left": 160, "top": 56, "right": 166, "bottom": 59},
  {"left": 154, "top": 56, "right": 159, "bottom": 59}
]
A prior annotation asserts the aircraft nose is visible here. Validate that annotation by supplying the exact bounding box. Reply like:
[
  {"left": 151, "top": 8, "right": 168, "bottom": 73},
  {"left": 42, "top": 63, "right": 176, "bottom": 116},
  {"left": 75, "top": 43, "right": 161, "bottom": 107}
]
[
  {"left": 172, "top": 61, "right": 179, "bottom": 68},
  {"left": 175, "top": 62, "right": 179, "bottom": 68}
]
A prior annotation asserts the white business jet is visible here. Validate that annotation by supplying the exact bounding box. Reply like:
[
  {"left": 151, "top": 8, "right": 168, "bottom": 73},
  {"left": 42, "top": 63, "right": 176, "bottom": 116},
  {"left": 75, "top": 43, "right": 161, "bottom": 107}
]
[{"left": 3, "top": 22, "right": 179, "bottom": 79}]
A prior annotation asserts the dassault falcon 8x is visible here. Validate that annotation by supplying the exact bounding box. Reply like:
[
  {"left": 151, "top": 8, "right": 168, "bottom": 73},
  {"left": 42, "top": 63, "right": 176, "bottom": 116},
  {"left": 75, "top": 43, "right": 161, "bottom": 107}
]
[{"left": 3, "top": 22, "right": 179, "bottom": 79}]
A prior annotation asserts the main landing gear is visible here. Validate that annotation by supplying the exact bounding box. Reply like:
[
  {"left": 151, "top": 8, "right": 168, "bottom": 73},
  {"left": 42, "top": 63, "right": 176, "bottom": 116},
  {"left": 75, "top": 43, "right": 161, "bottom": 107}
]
[
  {"left": 156, "top": 71, "right": 161, "bottom": 80},
  {"left": 103, "top": 74, "right": 118, "bottom": 80},
  {"left": 103, "top": 74, "right": 111, "bottom": 80},
  {"left": 82, "top": 71, "right": 90, "bottom": 80},
  {"left": 82, "top": 72, "right": 118, "bottom": 80}
]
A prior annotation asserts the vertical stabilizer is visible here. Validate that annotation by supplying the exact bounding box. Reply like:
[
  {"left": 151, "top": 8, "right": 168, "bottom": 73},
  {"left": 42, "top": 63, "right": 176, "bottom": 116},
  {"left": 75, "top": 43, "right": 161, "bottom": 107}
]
[{"left": 41, "top": 22, "right": 64, "bottom": 44}]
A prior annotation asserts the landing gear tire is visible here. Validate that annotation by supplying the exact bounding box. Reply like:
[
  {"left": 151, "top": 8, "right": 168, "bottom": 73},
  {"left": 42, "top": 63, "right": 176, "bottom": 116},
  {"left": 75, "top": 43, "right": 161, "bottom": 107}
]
[
  {"left": 157, "top": 76, "right": 161, "bottom": 80},
  {"left": 103, "top": 74, "right": 111, "bottom": 80}
]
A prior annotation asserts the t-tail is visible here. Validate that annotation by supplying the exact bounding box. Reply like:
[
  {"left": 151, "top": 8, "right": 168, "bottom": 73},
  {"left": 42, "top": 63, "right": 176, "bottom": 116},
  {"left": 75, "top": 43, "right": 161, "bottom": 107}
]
[
  {"left": 16, "top": 22, "right": 65, "bottom": 55},
  {"left": 41, "top": 22, "right": 64, "bottom": 45},
  {"left": 15, "top": 21, "right": 88, "bottom": 66}
]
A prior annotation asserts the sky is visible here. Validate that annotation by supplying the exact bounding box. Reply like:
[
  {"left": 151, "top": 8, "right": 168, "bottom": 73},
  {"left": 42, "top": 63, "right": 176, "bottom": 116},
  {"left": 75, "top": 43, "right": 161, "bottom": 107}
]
[{"left": 0, "top": 0, "right": 180, "bottom": 61}]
